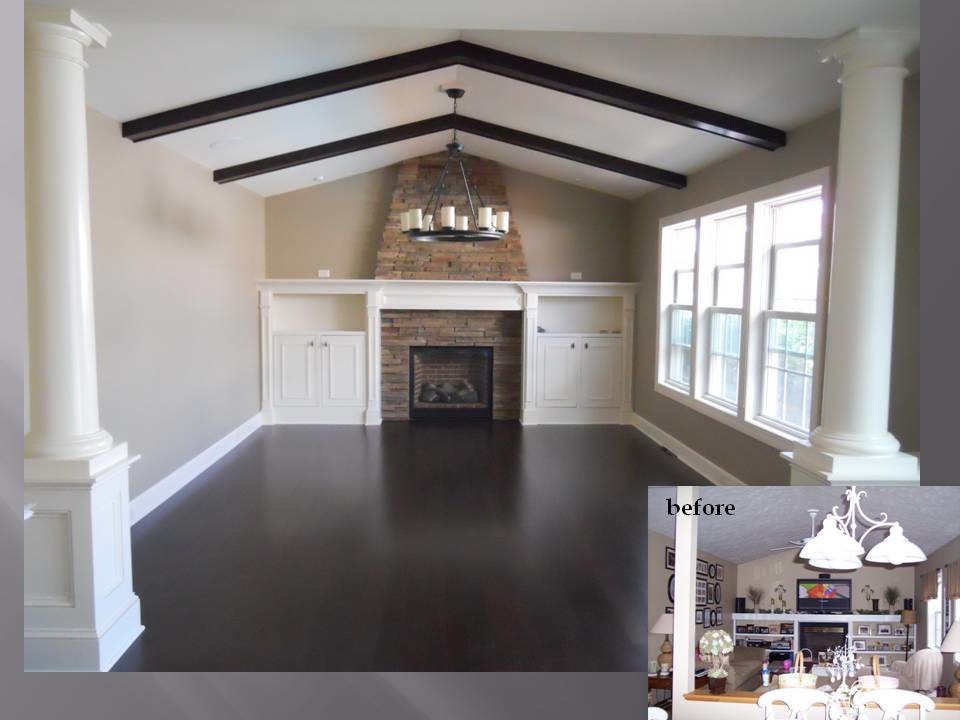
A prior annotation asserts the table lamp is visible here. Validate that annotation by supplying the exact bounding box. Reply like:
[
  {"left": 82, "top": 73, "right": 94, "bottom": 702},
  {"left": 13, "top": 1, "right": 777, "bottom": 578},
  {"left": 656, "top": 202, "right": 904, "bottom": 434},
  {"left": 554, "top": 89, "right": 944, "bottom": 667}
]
[
  {"left": 900, "top": 609, "right": 916, "bottom": 661},
  {"left": 651, "top": 612, "right": 675, "bottom": 671},
  {"left": 941, "top": 621, "right": 960, "bottom": 699}
]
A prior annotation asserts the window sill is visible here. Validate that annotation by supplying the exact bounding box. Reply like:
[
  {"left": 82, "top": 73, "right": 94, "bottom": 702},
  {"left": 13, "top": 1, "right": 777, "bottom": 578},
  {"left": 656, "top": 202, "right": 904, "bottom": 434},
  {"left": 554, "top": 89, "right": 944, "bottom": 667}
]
[{"left": 654, "top": 382, "right": 804, "bottom": 452}]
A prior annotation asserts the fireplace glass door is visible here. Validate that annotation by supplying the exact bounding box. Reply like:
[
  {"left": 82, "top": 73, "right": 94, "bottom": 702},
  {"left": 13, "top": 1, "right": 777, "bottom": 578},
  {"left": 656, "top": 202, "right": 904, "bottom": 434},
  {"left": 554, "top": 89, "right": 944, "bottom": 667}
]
[{"left": 409, "top": 346, "right": 493, "bottom": 419}]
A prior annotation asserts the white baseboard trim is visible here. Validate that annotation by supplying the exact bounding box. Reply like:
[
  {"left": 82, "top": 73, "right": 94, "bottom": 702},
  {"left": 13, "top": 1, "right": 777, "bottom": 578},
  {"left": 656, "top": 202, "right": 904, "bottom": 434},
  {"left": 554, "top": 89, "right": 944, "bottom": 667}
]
[
  {"left": 627, "top": 412, "right": 745, "bottom": 486},
  {"left": 130, "top": 413, "right": 263, "bottom": 524}
]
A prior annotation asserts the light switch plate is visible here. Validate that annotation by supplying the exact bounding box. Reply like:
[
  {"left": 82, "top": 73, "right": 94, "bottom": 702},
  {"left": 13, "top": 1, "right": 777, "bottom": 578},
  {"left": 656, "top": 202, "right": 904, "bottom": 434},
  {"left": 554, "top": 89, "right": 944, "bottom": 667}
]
[
  {"left": 570, "top": 272, "right": 582, "bottom": 280},
  {"left": 317, "top": 269, "right": 331, "bottom": 278}
]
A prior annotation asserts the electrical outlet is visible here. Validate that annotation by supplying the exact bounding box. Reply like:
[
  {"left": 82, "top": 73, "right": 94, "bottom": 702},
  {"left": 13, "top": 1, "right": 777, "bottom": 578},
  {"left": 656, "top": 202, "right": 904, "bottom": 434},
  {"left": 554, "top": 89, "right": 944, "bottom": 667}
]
[
  {"left": 317, "top": 269, "right": 331, "bottom": 278},
  {"left": 570, "top": 272, "right": 582, "bottom": 280}
]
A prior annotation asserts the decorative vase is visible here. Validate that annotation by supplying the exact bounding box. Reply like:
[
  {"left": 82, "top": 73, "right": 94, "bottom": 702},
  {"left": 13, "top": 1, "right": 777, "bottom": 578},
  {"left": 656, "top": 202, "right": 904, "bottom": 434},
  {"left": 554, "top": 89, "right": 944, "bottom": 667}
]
[
  {"left": 872, "top": 599, "right": 879, "bottom": 612},
  {"left": 708, "top": 676, "right": 727, "bottom": 695}
]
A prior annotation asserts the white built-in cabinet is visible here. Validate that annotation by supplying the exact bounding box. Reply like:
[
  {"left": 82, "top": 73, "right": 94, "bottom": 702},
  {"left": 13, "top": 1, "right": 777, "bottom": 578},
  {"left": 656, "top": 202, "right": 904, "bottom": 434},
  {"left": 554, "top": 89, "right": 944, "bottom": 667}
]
[
  {"left": 536, "top": 334, "right": 623, "bottom": 412},
  {"left": 272, "top": 332, "right": 365, "bottom": 419}
]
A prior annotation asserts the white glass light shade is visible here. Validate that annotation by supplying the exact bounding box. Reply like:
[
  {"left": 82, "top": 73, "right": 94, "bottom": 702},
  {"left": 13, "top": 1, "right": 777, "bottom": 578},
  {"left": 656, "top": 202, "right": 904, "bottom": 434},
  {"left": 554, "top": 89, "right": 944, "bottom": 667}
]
[
  {"left": 800, "top": 516, "right": 864, "bottom": 569},
  {"left": 865, "top": 523, "right": 926, "bottom": 565}
]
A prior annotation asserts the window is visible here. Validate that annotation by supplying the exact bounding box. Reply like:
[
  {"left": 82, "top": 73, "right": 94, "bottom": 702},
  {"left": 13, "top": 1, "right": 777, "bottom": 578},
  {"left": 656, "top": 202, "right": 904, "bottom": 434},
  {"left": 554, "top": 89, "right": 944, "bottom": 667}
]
[
  {"left": 656, "top": 169, "right": 829, "bottom": 447},
  {"left": 662, "top": 222, "right": 696, "bottom": 390}
]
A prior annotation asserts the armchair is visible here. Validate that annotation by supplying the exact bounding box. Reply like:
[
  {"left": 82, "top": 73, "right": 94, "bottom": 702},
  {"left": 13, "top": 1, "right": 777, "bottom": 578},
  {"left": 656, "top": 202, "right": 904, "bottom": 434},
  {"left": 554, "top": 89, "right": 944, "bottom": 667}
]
[{"left": 884, "top": 648, "right": 943, "bottom": 693}]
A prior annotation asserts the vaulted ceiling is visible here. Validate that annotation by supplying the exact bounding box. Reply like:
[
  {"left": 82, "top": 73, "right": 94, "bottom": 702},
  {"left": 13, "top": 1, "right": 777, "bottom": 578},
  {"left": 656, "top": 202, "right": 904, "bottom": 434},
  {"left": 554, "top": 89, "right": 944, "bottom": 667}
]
[
  {"left": 648, "top": 487, "right": 960, "bottom": 566},
  {"left": 36, "top": 0, "right": 918, "bottom": 197}
]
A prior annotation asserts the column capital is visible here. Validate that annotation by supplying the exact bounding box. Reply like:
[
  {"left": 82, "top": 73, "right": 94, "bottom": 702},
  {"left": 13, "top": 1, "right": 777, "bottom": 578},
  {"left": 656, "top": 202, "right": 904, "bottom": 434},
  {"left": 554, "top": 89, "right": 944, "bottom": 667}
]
[
  {"left": 25, "top": 7, "right": 110, "bottom": 48},
  {"left": 819, "top": 27, "right": 918, "bottom": 79}
]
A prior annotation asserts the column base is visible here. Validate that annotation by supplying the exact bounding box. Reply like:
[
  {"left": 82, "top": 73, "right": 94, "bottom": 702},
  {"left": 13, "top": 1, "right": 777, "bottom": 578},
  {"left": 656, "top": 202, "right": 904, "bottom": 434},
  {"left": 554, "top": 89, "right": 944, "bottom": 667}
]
[
  {"left": 25, "top": 596, "right": 143, "bottom": 672},
  {"left": 25, "top": 443, "right": 143, "bottom": 671},
  {"left": 24, "top": 427, "right": 115, "bottom": 461},
  {"left": 783, "top": 445, "right": 919, "bottom": 486}
]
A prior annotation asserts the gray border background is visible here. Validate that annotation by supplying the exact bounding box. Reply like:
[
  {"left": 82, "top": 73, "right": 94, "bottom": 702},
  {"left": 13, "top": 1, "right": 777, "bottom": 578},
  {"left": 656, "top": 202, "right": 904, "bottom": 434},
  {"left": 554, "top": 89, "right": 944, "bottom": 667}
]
[{"left": 1, "top": 0, "right": 956, "bottom": 716}]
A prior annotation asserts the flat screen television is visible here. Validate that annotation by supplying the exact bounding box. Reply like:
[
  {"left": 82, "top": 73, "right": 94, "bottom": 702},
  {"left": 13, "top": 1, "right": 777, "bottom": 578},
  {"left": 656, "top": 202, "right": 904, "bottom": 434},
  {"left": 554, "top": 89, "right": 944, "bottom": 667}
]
[{"left": 796, "top": 579, "right": 852, "bottom": 613}]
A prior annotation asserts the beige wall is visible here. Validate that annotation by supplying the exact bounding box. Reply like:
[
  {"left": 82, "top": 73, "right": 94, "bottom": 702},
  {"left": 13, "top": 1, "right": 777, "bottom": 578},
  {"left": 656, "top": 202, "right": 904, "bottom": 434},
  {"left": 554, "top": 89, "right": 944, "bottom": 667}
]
[
  {"left": 915, "top": 536, "right": 960, "bottom": 688},
  {"left": 87, "top": 108, "right": 265, "bottom": 499},
  {"left": 736, "top": 548, "right": 916, "bottom": 614},
  {"left": 628, "top": 74, "right": 919, "bottom": 484},
  {"left": 265, "top": 163, "right": 631, "bottom": 281},
  {"left": 648, "top": 529, "right": 738, "bottom": 668}
]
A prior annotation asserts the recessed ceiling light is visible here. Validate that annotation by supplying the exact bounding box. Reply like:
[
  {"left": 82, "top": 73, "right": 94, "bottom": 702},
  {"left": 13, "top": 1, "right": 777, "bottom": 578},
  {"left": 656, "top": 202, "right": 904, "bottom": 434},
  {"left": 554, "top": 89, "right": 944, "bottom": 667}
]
[
  {"left": 312, "top": 175, "right": 325, "bottom": 182},
  {"left": 208, "top": 137, "right": 243, "bottom": 150}
]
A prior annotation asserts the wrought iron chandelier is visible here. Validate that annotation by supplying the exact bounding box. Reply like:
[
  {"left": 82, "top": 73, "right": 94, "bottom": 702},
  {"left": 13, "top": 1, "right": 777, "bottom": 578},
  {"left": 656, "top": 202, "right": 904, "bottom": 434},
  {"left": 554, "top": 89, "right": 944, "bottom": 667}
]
[
  {"left": 400, "top": 88, "right": 508, "bottom": 243},
  {"left": 798, "top": 486, "right": 926, "bottom": 570}
]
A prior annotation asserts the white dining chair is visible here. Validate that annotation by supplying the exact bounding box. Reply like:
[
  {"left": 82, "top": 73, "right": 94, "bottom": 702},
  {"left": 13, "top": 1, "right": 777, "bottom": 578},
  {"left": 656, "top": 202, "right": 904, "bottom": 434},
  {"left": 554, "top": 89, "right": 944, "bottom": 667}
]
[
  {"left": 647, "top": 706, "right": 668, "bottom": 720},
  {"left": 757, "top": 688, "right": 833, "bottom": 720},
  {"left": 851, "top": 688, "right": 936, "bottom": 720}
]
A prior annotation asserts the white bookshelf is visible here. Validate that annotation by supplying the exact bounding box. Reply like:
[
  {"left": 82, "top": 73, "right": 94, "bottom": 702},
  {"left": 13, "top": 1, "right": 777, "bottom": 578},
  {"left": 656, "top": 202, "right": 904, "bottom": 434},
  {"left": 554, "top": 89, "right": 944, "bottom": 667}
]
[{"left": 731, "top": 613, "right": 913, "bottom": 662}]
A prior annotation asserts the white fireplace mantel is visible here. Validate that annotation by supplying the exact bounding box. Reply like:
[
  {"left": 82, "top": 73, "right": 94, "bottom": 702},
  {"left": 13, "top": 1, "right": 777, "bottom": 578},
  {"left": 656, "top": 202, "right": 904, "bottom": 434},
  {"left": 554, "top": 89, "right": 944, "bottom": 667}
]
[{"left": 257, "top": 279, "right": 638, "bottom": 426}]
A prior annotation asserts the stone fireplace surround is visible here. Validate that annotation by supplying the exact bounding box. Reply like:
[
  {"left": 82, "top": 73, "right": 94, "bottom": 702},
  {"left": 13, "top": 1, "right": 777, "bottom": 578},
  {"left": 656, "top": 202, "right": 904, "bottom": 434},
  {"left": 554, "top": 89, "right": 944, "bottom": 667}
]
[{"left": 381, "top": 309, "right": 522, "bottom": 420}]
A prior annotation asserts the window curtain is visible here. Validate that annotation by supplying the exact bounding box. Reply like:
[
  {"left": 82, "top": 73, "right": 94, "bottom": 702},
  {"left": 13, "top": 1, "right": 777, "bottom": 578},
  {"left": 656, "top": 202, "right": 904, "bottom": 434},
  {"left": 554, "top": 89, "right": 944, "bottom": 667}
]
[
  {"left": 946, "top": 561, "right": 960, "bottom": 601},
  {"left": 920, "top": 571, "right": 938, "bottom": 602}
]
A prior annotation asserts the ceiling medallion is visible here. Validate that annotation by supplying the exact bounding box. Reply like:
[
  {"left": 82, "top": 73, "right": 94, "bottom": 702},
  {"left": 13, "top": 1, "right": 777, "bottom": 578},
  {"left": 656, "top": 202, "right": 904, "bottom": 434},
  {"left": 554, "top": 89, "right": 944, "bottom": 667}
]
[
  {"left": 400, "top": 88, "right": 508, "bottom": 243},
  {"left": 798, "top": 486, "right": 926, "bottom": 570}
]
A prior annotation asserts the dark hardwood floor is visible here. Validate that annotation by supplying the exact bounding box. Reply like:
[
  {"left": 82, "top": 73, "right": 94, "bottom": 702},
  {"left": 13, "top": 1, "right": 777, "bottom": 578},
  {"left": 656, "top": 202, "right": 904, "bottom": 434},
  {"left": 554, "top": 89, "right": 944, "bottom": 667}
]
[{"left": 113, "top": 422, "right": 706, "bottom": 671}]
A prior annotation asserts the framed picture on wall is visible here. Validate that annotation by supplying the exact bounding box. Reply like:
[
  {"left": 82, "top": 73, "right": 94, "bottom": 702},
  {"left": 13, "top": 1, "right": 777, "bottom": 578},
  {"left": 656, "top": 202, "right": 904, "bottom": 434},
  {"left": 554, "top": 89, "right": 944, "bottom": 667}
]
[
  {"left": 878, "top": 624, "right": 892, "bottom": 636},
  {"left": 857, "top": 625, "right": 871, "bottom": 636},
  {"left": 708, "top": 564, "right": 717, "bottom": 579},
  {"left": 716, "top": 565, "right": 724, "bottom": 581},
  {"left": 894, "top": 627, "right": 906, "bottom": 636},
  {"left": 709, "top": 609, "right": 717, "bottom": 627},
  {"left": 697, "top": 559, "right": 708, "bottom": 576},
  {"left": 668, "top": 574, "right": 675, "bottom": 604},
  {"left": 716, "top": 608, "right": 723, "bottom": 626},
  {"left": 696, "top": 578, "right": 707, "bottom": 605},
  {"left": 703, "top": 609, "right": 711, "bottom": 629},
  {"left": 665, "top": 547, "right": 676, "bottom": 570},
  {"left": 714, "top": 584, "right": 722, "bottom": 603},
  {"left": 666, "top": 607, "right": 674, "bottom": 614},
  {"left": 878, "top": 655, "right": 888, "bottom": 667},
  {"left": 706, "top": 584, "right": 715, "bottom": 605},
  {"left": 853, "top": 640, "right": 866, "bottom": 650},
  {"left": 696, "top": 609, "right": 704, "bottom": 624}
]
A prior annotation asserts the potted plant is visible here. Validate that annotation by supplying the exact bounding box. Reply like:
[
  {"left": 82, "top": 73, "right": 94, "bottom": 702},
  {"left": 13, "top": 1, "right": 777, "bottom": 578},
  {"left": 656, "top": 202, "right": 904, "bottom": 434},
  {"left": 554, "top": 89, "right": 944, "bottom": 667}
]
[
  {"left": 883, "top": 586, "right": 901, "bottom": 614},
  {"left": 748, "top": 586, "right": 764, "bottom": 613},
  {"left": 699, "top": 629, "right": 734, "bottom": 694}
]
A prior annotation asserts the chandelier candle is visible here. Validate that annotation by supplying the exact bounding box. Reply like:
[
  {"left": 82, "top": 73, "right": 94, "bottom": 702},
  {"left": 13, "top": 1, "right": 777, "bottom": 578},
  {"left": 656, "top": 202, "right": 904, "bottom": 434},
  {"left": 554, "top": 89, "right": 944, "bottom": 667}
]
[
  {"left": 478, "top": 207, "right": 493, "bottom": 229},
  {"left": 423, "top": 214, "right": 433, "bottom": 231},
  {"left": 408, "top": 208, "right": 423, "bottom": 231},
  {"left": 400, "top": 210, "right": 410, "bottom": 232},
  {"left": 441, "top": 206, "right": 456, "bottom": 229},
  {"left": 456, "top": 215, "right": 469, "bottom": 231},
  {"left": 496, "top": 211, "right": 510, "bottom": 232}
]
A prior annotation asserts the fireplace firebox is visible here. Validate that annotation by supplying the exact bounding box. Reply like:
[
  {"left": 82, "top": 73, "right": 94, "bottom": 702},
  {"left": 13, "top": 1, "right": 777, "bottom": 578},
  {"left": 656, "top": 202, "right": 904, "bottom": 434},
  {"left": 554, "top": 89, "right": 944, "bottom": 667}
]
[{"left": 409, "top": 346, "right": 493, "bottom": 419}]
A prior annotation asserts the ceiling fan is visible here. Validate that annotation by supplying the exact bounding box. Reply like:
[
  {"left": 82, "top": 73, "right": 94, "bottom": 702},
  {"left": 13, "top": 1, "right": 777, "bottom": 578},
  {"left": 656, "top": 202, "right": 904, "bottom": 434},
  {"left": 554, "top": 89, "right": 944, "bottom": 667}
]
[{"left": 769, "top": 509, "right": 819, "bottom": 551}]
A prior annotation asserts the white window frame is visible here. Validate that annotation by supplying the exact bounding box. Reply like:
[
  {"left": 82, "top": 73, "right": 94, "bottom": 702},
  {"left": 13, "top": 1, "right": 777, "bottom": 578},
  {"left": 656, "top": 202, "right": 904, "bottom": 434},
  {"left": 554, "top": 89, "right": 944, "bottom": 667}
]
[{"left": 655, "top": 168, "right": 832, "bottom": 450}]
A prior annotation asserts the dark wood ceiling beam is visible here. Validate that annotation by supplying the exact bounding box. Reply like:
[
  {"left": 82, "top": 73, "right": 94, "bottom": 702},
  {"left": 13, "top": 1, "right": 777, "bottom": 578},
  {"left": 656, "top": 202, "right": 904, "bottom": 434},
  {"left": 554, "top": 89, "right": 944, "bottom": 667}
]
[
  {"left": 212, "top": 114, "right": 687, "bottom": 189},
  {"left": 122, "top": 40, "right": 785, "bottom": 150}
]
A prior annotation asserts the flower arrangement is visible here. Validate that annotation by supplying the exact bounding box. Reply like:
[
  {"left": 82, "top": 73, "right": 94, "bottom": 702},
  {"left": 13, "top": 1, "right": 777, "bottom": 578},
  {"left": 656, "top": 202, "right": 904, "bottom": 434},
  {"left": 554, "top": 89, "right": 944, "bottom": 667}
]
[
  {"left": 747, "top": 586, "right": 764, "bottom": 612},
  {"left": 699, "top": 629, "right": 734, "bottom": 678}
]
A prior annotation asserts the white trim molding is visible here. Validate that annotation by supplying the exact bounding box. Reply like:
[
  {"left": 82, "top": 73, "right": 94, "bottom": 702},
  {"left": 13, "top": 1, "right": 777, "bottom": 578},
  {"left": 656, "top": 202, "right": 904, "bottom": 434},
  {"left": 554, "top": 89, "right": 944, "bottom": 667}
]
[
  {"left": 130, "top": 413, "right": 262, "bottom": 524},
  {"left": 627, "top": 412, "right": 745, "bottom": 486}
]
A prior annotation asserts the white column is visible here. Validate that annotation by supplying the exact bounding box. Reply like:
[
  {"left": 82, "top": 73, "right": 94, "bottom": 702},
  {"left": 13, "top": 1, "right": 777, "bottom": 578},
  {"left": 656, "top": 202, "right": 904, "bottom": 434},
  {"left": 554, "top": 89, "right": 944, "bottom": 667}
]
[
  {"left": 520, "top": 291, "right": 539, "bottom": 425},
  {"left": 787, "top": 27, "right": 919, "bottom": 486},
  {"left": 365, "top": 289, "right": 383, "bottom": 425},
  {"left": 670, "top": 486, "right": 699, "bottom": 720},
  {"left": 24, "top": 8, "right": 143, "bottom": 671}
]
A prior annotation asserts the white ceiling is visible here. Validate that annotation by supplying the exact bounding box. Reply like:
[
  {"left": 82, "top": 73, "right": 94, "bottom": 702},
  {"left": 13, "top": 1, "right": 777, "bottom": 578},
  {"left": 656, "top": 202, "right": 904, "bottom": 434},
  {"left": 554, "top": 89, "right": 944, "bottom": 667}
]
[
  {"left": 647, "top": 487, "right": 960, "bottom": 566},
  {"left": 34, "top": 0, "right": 918, "bottom": 197}
]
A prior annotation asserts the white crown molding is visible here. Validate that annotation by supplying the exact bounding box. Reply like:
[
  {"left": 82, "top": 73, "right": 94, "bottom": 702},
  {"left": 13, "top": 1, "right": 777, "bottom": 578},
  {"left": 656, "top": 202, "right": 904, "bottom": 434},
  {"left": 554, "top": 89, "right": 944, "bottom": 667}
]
[{"left": 130, "top": 413, "right": 262, "bottom": 525}]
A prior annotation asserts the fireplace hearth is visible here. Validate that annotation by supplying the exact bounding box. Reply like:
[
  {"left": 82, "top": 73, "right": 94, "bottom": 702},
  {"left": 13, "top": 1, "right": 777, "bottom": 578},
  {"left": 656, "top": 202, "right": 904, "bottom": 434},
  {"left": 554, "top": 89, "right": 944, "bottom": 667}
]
[{"left": 409, "top": 346, "right": 493, "bottom": 419}]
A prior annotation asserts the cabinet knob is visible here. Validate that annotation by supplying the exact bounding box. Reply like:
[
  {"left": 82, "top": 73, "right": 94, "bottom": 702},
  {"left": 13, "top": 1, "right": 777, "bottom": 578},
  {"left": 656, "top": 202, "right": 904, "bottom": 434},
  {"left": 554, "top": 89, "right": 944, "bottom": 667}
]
[
  {"left": 308, "top": 341, "right": 315, "bottom": 347},
  {"left": 585, "top": 342, "right": 589, "bottom": 349},
  {"left": 570, "top": 342, "right": 575, "bottom": 349}
]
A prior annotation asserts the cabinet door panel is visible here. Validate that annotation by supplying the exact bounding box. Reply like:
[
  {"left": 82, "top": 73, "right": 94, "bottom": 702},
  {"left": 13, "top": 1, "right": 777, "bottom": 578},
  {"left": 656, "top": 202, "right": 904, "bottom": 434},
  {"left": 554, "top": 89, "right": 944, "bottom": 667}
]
[
  {"left": 273, "top": 334, "right": 318, "bottom": 406},
  {"left": 580, "top": 337, "right": 623, "bottom": 408},
  {"left": 536, "top": 336, "right": 579, "bottom": 408},
  {"left": 322, "top": 334, "right": 365, "bottom": 407}
]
